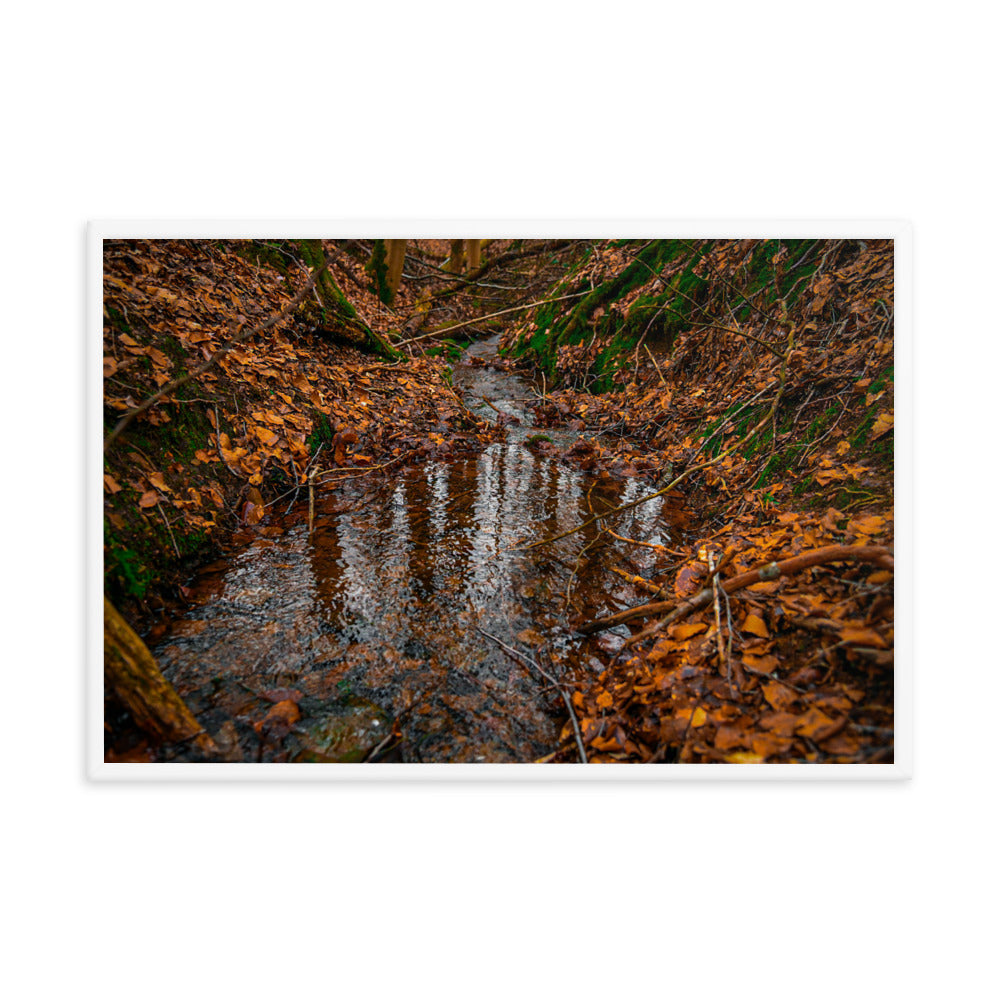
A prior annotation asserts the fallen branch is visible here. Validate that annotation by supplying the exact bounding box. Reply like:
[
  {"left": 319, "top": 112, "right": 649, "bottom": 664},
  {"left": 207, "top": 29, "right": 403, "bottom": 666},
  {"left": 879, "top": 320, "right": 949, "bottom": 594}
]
[
  {"left": 396, "top": 291, "right": 587, "bottom": 346},
  {"left": 425, "top": 239, "right": 577, "bottom": 303},
  {"left": 104, "top": 598, "right": 216, "bottom": 754},
  {"left": 610, "top": 566, "right": 666, "bottom": 596},
  {"left": 577, "top": 544, "right": 894, "bottom": 637}
]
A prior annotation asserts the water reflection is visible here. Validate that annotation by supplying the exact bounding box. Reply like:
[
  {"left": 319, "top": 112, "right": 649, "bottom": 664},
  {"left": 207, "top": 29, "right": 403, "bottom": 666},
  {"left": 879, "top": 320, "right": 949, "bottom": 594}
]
[{"left": 154, "top": 338, "right": 683, "bottom": 761}]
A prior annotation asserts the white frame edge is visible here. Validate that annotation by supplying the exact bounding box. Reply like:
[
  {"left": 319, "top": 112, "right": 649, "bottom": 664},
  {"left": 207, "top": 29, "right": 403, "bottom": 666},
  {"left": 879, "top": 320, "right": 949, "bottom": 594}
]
[{"left": 88, "top": 219, "right": 912, "bottom": 782}]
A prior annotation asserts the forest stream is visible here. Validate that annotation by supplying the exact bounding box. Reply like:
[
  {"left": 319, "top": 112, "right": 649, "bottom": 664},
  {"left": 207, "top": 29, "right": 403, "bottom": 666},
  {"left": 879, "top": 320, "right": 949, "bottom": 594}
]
[{"left": 152, "top": 336, "right": 685, "bottom": 762}]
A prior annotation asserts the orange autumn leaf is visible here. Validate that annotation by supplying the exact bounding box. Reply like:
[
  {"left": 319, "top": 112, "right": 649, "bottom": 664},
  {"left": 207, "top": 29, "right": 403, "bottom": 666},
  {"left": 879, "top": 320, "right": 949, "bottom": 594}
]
[
  {"left": 849, "top": 514, "right": 885, "bottom": 536},
  {"left": 794, "top": 707, "right": 845, "bottom": 742},
  {"left": 742, "top": 653, "right": 780, "bottom": 673},
  {"left": 669, "top": 621, "right": 708, "bottom": 641},
  {"left": 674, "top": 564, "right": 705, "bottom": 598},
  {"left": 714, "top": 725, "right": 748, "bottom": 751},
  {"left": 103, "top": 474, "right": 122, "bottom": 494},
  {"left": 254, "top": 699, "right": 301, "bottom": 739},
  {"left": 839, "top": 626, "right": 888, "bottom": 649},
  {"left": 678, "top": 706, "right": 708, "bottom": 727},
  {"left": 871, "top": 411, "right": 894, "bottom": 439},
  {"left": 138, "top": 491, "right": 159, "bottom": 508},
  {"left": 762, "top": 681, "right": 798, "bottom": 712},
  {"left": 757, "top": 712, "right": 799, "bottom": 737},
  {"left": 242, "top": 500, "right": 264, "bottom": 525},
  {"left": 750, "top": 733, "right": 794, "bottom": 759},
  {"left": 144, "top": 346, "right": 172, "bottom": 369},
  {"left": 814, "top": 467, "right": 846, "bottom": 486},
  {"left": 742, "top": 613, "right": 769, "bottom": 638}
]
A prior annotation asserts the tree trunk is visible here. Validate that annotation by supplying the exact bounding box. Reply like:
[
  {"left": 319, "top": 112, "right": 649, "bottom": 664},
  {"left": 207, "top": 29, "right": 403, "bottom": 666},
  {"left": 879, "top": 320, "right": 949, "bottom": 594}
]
[
  {"left": 104, "top": 598, "right": 216, "bottom": 754},
  {"left": 445, "top": 238, "right": 466, "bottom": 274},
  {"left": 386, "top": 239, "right": 407, "bottom": 305},
  {"left": 465, "top": 239, "right": 481, "bottom": 272},
  {"left": 297, "top": 239, "right": 402, "bottom": 360},
  {"left": 429, "top": 239, "right": 576, "bottom": 304}
]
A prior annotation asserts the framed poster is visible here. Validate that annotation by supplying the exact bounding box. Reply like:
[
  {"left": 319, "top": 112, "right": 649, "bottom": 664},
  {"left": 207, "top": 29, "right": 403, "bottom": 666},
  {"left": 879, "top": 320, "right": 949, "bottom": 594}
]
[{"left": 90, "top": 221, "right": 909, "bottom": 779}]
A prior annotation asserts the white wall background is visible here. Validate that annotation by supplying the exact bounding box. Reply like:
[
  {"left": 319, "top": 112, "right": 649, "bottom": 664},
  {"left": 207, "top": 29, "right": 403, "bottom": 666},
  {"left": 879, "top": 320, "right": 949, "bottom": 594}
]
[{"left": 4, "top": 2, "right": 994, "bottom": 997}]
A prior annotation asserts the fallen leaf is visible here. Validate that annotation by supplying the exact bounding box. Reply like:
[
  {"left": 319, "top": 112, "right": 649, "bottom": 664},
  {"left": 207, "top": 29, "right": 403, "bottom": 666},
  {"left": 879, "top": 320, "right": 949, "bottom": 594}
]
[
  {"left": 758, "top": 712, "right": 799, "bottom": 737},
  {"left": 750, "top": 733, "right": 794, "bottom": 758},
  {"left": 148, "top": 471, "right": 171, "bottom": 493},
  {"left": 254, "top": 699, "right": 301, "bottom": 740},
  {"left": 674, "top": 564, "right": 705, "bottom": 598},
  {"left": 714, "top": 725, "right": 748, "bottom": 751},
  {"left": 849, "top": 514, "right": 885, "bottom": 536},
  {"left": 742, "top": 613, "right": 769, "bottom": 638},
  {"left": 794, "top": 707, "right": 846, "bottom": 742},
  {"left": 840, "top": 626, "right": 888, "bottom": 649},
  {"left": 871, "top": 411, "right": 893, "bottom": 439},
  {"left": 668, "top": 621, "right": 708, "bottom": 641},
  {"left": 762, "top": 681, "right": 798, "bottom": 712}
]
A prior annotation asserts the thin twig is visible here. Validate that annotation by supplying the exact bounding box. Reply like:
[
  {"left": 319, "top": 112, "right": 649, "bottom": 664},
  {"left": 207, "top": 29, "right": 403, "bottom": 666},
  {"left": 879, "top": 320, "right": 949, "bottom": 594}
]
[
  {"left": 708, "top": 552, "right": 734, "bottom": 698},
  {"left": 644, "top": 344, "right": 668, "bottom": 386},
  {"left": 475, "top": 628, "right": 587, "bottom": 764},
  {"left": 155, "top": 501, "right": 181, "bottom": 559}
]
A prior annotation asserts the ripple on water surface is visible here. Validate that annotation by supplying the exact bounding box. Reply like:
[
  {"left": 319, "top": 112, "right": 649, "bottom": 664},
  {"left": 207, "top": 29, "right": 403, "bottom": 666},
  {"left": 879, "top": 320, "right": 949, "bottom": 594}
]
[{"left": 154, "top": 339, "right": 684, "bottom": 762}]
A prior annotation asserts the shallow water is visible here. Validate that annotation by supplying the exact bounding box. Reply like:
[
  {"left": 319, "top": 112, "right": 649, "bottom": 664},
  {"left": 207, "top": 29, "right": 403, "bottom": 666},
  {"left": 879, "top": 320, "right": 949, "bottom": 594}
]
[{"left": 154, "top": 337, "right": 684, "bottom": 762}]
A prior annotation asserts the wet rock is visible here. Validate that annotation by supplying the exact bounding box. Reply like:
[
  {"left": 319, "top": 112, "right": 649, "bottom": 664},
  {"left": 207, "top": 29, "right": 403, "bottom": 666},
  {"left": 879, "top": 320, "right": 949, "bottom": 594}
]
[
  {"left": 292, "top": 697, "right": 390, "bottom": 763},
  {"left": 212, "top": 720, "right": 246, "bottom": 761}
]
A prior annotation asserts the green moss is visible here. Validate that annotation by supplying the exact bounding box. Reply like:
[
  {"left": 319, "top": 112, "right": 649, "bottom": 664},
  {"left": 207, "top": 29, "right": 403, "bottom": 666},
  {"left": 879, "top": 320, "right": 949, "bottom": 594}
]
[
  {"left": 426, "top": 337, "right": 470, "bottom": 361},
  {"left": 104, "top": 523, "right": 154, "bottom": 601},
  {"left": 365, "top": 239, "right": 391, "bottom": 304},
  {"left": 231, "top": 240, "right": 293, "bottom": 275},
  {"left": 719, "top": 239, "right": 818, "bottom": 323},
  {"left": 107, "top": 388, "right": 219, "bottom": 467},
  {"left": 106, "top": 305, "right": 131, "bottom": 335},
  {"left": 510, "top": 239, "right": 826, "bottom": 400},
  {"left": 307, "top": 411, "right": 334, "bottom": 452}
]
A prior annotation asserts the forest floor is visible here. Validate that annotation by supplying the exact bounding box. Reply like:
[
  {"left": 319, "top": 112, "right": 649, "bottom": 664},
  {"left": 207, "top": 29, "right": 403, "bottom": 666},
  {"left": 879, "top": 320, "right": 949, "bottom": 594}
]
[{"left": 103, "top": 238, "right": 895, "bottom": 764}]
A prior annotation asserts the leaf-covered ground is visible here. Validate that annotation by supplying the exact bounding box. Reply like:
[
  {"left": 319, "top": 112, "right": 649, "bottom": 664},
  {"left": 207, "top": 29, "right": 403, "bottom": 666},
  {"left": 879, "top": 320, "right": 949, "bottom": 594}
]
[
  {"left": 103, "top": 239, "right": 502, "bottom": 611},
  {"left": 104, "top": 237, "right": 894, "bottom": 764},
  {"left": 499, "top": 239, "right": 895, "bottom": 763}
]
